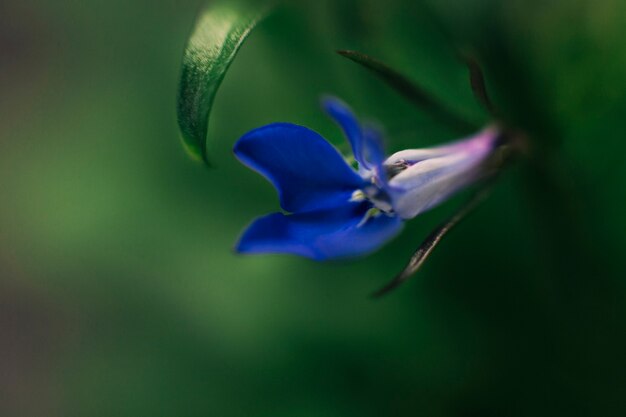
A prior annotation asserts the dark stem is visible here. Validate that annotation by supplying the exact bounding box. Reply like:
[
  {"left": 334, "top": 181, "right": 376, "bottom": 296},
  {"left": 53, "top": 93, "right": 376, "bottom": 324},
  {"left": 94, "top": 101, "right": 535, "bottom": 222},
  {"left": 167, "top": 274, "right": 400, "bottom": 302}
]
[
  {"left": 463, "top": 55, "right": 497, "bottom": 117},
  {"left": 371, "top": 181, "right": 495, "bottom": 298},
  {"left": 337, "top": 50, "right": 478, "bottom": 134}
]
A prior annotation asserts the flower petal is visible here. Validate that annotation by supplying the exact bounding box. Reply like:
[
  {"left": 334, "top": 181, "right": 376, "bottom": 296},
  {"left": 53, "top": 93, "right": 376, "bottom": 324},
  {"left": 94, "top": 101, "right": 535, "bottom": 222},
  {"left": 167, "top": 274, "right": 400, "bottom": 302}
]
[
  {"left": 234, "top": 123, "right": 365, "bottom": 213},
  {"left": 362, "top": 123, "right": 386, "bottom": 169},
  {"left": 385, "top": 126, "right": 500, "bottom": 165},
  {"left": 389, "top": 154, "right": 484, "bottom": 218},
  {"left": 386, "top": 127, "right": 499, "bottom": 219},
  {"left": 322, "top": 97, "right": 384, "bottom": 171},
  {"left": 235, "top": 202, "right": 403, "bottom": 260}
]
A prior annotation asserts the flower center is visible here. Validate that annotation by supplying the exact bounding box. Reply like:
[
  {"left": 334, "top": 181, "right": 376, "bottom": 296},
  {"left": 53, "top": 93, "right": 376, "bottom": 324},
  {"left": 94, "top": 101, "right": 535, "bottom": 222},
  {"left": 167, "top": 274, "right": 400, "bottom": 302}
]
[
  {"left": 349, "top": 182, "right": 395, "bottom": 228},
  {"left": 385, "top": 159, "right": 412, "bottom": 179}
]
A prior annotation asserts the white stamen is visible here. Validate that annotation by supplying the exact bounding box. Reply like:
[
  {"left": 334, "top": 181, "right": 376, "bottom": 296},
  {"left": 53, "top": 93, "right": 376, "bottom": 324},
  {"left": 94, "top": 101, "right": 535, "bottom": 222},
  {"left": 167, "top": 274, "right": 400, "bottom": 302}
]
[{"left": 349, "top": 189, "right": 366, "bottom": 202}]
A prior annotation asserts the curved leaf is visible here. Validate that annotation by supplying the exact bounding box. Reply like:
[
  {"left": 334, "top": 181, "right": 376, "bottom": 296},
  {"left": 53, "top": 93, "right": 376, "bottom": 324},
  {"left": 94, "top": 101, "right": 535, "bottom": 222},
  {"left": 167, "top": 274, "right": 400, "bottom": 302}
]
[{"left": 177, "top": 1, "right": 269, "bottom": 165}]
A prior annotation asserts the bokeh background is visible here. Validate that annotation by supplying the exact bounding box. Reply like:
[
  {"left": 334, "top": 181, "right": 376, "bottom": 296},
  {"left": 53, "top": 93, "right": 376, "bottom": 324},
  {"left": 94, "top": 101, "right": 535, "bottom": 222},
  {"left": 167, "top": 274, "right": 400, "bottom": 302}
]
[{"left": 2, "top": 0, "right": 626, "bottom": 416}]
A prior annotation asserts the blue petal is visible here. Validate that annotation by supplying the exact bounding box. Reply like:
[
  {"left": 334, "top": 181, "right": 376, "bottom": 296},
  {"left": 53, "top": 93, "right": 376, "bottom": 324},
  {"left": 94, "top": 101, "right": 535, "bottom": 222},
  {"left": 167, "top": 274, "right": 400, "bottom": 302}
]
[
  {"left": 322, "top": 97, "right": 385, "bottom": 172},
  {"left": 322, "top": 97, "right": 364, "bottom": 161},
  {"left": 235, "top": 202, "right": 403, "bottom": 260},
  {"left": 362, "top": 123, "right": 386, "bottom": 171},
  {"left": 234, "top": 123, "right": 365, "bottom": 213}
]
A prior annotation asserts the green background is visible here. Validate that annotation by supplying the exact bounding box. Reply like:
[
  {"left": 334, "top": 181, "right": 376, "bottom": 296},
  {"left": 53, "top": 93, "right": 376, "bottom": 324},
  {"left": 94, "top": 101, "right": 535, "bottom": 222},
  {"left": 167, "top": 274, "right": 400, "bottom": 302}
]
[{"left": 2, "top": 0, "right": 625, "bottom": 416}]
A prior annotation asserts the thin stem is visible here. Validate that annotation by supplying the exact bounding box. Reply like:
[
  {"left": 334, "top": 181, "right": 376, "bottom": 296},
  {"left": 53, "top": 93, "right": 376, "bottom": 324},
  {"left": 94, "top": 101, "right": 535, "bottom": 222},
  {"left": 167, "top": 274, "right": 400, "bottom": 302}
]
[
  {"left": 463, "top": 55, "right": 497, "bottom": 117},
  {"left": 371, "top": 182, "right": 495, "bottom": 298}
]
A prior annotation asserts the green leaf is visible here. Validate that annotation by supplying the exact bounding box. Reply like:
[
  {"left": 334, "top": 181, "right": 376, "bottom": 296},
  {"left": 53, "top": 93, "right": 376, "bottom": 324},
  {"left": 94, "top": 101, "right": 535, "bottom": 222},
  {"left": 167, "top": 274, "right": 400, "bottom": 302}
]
[
  {"left": 337, "top": 49, "right": 478, "bottom": 134},
  {"left": 177, "top": 1, "right": 269, "bottom": 166}
]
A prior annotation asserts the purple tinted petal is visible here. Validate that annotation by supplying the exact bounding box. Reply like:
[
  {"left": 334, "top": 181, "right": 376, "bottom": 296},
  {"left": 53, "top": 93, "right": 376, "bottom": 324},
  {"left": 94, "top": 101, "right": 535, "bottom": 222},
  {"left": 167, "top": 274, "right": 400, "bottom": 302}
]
[
  {"left": 389, "top": 156, "right": 485, "bottom": 218},
  {"left": 385, "top": 125, "right": 500, "bottom": 165},
  {"left": 234, "top": 123, "right": 365, "bottom": 213},
  {"left": 235, "top": 202, "right": 403, "bottom": 260},
  {"left": 386, "top": 126, "right": 499, "bottom": 219}
]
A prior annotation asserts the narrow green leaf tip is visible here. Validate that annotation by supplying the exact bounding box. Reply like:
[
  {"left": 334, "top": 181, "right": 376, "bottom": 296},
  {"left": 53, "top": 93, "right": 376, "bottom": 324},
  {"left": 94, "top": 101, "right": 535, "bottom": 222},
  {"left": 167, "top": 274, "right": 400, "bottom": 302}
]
[
  {"left": 337, "top": 49, "right": 478, "bottom": 134},
  {"left": 177, "top": 1, "right": 268, "bottom": 166}
]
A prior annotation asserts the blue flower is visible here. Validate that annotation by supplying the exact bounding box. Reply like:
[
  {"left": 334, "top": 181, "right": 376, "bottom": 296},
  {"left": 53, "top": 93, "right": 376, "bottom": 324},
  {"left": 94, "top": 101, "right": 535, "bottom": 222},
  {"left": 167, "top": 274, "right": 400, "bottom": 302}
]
[{"left": 233, "top": 97, "right": 499, "bottom": 260}]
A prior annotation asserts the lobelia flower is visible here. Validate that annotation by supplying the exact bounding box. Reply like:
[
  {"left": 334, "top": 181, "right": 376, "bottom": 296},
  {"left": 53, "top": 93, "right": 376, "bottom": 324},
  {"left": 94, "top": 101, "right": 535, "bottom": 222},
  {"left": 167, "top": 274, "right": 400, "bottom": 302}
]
[{"left": 233, "top": 97, "right": 501, "bottom": 261}]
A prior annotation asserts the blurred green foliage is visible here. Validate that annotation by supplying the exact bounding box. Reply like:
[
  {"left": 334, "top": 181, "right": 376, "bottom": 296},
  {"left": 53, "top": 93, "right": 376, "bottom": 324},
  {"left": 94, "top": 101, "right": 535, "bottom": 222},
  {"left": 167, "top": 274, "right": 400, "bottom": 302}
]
[{"left": 1, "top": 0, "right": 625, "bottom": 416}]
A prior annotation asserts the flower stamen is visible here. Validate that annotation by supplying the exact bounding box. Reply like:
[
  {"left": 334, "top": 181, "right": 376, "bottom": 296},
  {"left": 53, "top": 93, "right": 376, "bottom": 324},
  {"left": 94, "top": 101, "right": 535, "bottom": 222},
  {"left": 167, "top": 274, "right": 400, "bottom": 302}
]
[
  {"left": 357, "top": 207, "right": 382, "bottom": 228},
  {"left": 349, "top": 189, "right": 367, "bottom": 202}
]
